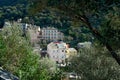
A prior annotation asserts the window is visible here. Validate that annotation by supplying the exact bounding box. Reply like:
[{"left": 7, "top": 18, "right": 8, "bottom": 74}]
[
  {"left": 62, "top": 56, "right": 64, "bottom": 58},
  {"left": 62, "top": 50, "right": 64, "bottom": 52},
  {"left": 56, "top": 61, "right": 58, "bottom": 64},
  {"left": 65, "top": 50, "right": 67, "bottom": 53}
]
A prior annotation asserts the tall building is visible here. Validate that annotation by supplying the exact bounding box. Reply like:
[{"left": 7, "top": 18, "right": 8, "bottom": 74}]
[{"left": 41, "top": 27, "right": 64, "bottom": 41}]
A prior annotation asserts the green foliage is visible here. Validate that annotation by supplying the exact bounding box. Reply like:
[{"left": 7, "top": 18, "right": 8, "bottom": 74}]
[
  {"left": 30, "top": 0, "right": 120, "bottom": 65},
  {"left": 0, "top": 5, "right": 27, "bottom": 20},
  {"left": 30, "top": 0, "right": 120, "bottom": 46},
  {"left": 39, "top": 58, "right": 62, "bottom": 80},
  {"left": 68, "top": 47, "right": 120, "bottom": 80},
  {"left": 39, "top": 58, "right": 56, "bottom": 74},
  {"left": 38, "top": 40, "right": 48, "bottom": 49},
  {"left": 0, "top": 25, "right": 59, "bottom": 80},
  {"left": 0, "top": 0, "right": 93, "bottom": 47},
  {"left": 0, "top": 0, "right": 27, "bottom": 7},
  {"left": 100, "top": 11, "right": 120, "bottom": 50},
  {"left": 0, "top": 34, "right": 7, "bottom": 65}
]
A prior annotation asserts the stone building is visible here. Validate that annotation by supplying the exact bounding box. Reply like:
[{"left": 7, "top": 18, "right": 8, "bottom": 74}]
[{"left": 41, "top": 27, "right": 64, "bottom": 41}]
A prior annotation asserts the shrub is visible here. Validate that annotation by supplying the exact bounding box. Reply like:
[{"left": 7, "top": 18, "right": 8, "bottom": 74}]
[{"left": 68, "top": 47, "right": 120, "bottom": 80}]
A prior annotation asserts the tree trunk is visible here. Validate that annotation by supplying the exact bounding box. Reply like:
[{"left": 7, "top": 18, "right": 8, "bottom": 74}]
[
  {"left": 78, "top": 16, "right": 120, "bottom": 65},
  {"left": 42, "top": 3, "right": 120, "bottom": 65}
]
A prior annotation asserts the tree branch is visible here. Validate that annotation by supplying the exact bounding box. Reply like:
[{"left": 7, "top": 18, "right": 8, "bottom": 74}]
[
  {"left": 76, "top": 15, "right": 120, "bottom": 65},
  {"left": 58, "top": 4, "right": 120, "bottom": 65}
]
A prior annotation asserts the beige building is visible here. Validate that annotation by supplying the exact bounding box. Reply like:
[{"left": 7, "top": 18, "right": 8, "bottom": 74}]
[
  {"left": 41, "top": 27, "right": 64, "bottom": 41},
  {"left": 66, "top": 48, "right": 77, "bottom": 60},
  {"left": 47, "top": 41, "right": 67, "bottom": 63}
]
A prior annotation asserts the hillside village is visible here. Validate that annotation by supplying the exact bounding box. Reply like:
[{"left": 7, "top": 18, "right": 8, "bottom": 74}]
[
  {"left": 2, "top": 20, "right": 92, "bottom": 65},
  {"left": 0, "top": 1, "right": 120, "bottom": 80},
  {"left": 0, "top": 20, "right": 92, "bottom": 79}
]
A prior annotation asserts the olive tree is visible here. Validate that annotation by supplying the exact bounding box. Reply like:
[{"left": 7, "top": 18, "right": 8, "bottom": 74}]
[
  {"left": 0, "top": 24, "right": 54, "bottom": 80},
  {"left": 68, "top": 47, "right": 120, "bottom": 80}
]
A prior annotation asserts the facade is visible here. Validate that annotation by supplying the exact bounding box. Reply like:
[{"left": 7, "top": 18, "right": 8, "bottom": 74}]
[
  {"left": 47, "top": 41, "right": 78, "bottom": 64},
  {"left": 41, "top": 27, "right": 64, "bottom": 41},
  {"left": 47, "top": 41, "right": 67, "bottom": 63},
  {"left": 28, "top": 27, "right": 41, "bottom": 45},
  {"left": 66, "top": 48, "right": 77, "bottom": 60}
]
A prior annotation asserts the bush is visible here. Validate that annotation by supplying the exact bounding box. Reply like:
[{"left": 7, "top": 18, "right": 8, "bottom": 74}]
[
  {"left": 0, "top": 25, "right": 55, "bottom": 80},
  {"left": 68, "top": 47, "right": 120, "bottom": 80}
]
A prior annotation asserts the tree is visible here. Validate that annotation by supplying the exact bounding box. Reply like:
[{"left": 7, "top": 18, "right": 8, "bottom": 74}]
[
  {"left": 100, "top": 10, "right": 120, "bottom": 49},
  {"left": 68, "top": 47, "right": 120, "bottom": 80},
  {"left": 29, "top": 0, "right": 120, "bottom": 65},
  {"left": 0, "top": 24, "right": 55, "bottom": 80}
]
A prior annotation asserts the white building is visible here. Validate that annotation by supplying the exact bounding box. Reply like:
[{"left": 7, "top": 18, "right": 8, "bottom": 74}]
[
  {"left": 0, "top": 28, "right": 2, "bottom": 31},
  {"left": 41, "top": 27, "right": 64, "bottom": 41},
  {"left": 47, "top": 41, "right": 67, "bottom": 63},
  {"left": 77, "top": 41, "right": 92, "bottom": 48},
  {"left": 4, "top": 21, "right": 12, "bottom": 27}
]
